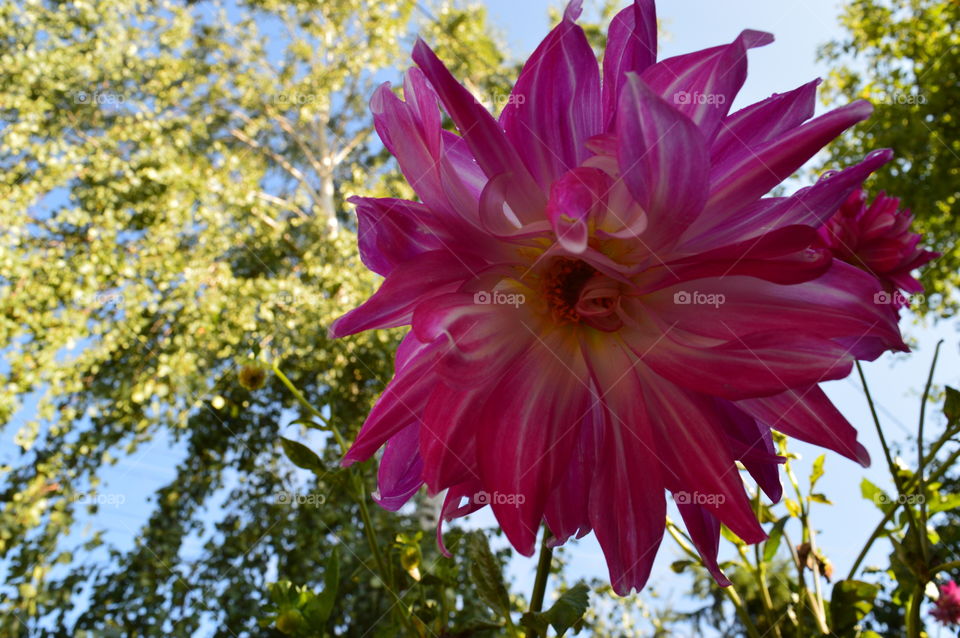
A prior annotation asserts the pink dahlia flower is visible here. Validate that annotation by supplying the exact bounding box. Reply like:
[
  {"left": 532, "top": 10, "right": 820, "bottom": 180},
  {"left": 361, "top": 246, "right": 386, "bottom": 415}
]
[
  {"left": 932, "top": 580, "right": 960, "bottom": 625},
  {"left": 818, "top": 187, "right": 938, "bottom": 308},
  {"left": 331, "top": 0, "right": 910, "bottom": 594}
]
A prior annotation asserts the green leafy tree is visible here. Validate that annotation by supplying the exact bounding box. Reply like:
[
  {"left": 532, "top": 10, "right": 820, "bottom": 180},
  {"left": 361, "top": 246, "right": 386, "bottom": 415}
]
[
  {"left": 818, "top": 0, "right": 960, "bottom": 315},
  {"left": 0, "top": 0, "right": 514, "bottom": 634}
]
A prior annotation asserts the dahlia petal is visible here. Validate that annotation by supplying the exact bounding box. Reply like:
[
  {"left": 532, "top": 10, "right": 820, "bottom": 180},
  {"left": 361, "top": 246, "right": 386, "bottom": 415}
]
[
  {"left": 371, "top": 74, "right": 449, "bottom": 216},
  {"left": 637, "top": 370, "right": 766, "bottom": 544},
  {"left": 711, "top": 79, "right": 820, "bottom": 168},
  {"left": 373, "top": 423, "right": 425, "bottom": 511},
  {"left": 341, "top": 342, "right": 439, "bottom": 466},
  {"left": 585, "top": 367, "right": 665, "bottom": 595},
  {"left": 351, "top": 196, "right": 445, "bottom": 276},
  {"left": 436, "top": 479, "right": 485, "bottom": 557},
  {"left": 716, "top": 400, "right": 784, "bottom": 502},
  {"left": 705, "top": 100, "right": 873, "bottom": 217},
  {"left": 641, "top": 29, "right": 773, "bottom": 140},
  {"left": 477, "top": 334, "right": 591, "bottom": 556},
  {"left": 420, "top": 383, "right": 485, "bottom": 490},
  {"left": 631, "top": 324, "right": 854, "bottom": 400},
  {"left": 602, "top": 0, "right": 657, "bottom": 128},
  {"left": 412, "top": 292, "right": 535, "bottom": 386},
  {"left": 737, "top": 386, "right": 871, "bottom": 466},
  {"left": 655, "top": 225, "right": 832, "bottom": 286},
  {"left": 545, "top": 167, "right": 613, "bottom": 253},
  {"left": 544, "top": 400, "right": 604, "bottom": 547},
  {"left": 683, "top": 149, "right": 893, "bottom": 251},
  {"left": 500, "top": 4, "right": 602, "bottom": 189},
  {"left": 618, "top": 74, "right": 709, "bottom": 248},
  {"left": 676, "top": 503, "right": 731, "bottom": 586},
  {"left": 412, "top": 39, "right": 546, "bottom": 221},
  {"left": 328, "top": 250, "right": 484, "bottom": 339},
  {"left": 639, "top": 261, "right": 907, "bottom": 353}
]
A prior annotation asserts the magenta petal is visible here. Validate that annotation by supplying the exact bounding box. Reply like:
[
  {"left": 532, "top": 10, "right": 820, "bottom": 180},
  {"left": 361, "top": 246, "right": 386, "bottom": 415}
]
[
  {"left": 716, "top": 400, "right": 784, "bottom": 502},
  {"left": 436, "top": 479, "right": 485, "bottom": 557},
  {"left": 412, "top": 39, "right": 546, "bottom": 222},
  {"left": 500, "top": 5, "right": 602, "bottom": 189},
  {"left": 683, "top": 149, "right": 893, "bottom": 251},
  {"left": 545, "top": 167, "right": 613, "bottom": 253},
  {"left": 641, "top": 30, "right": 773, "bottom": 140},
  {"left": 618, "top": 74, "right": 709, "bottom": 249},
  {"left": 644, "top": 329, "right": 854, "bottom": 400},
  {"left": 637, "top": 369, "right": 766, "bottom": 544},
  {"left": 677, "top": 503, "right": 731, "bottom": 586},
  {"left": 705, "top": 100, "right": 874, "bottom": 217},
  {"left": 420, "top": 383, "right": 485, "bottom": 491},
  {"left": 737, "top": 386, "right": 871, "bottom": 467},
  {"left": 602, "top": 0, "right": 657, "bottom": 128},
  {"left": 341, "top": 340, "right": 440, "bottom": 466},
  {"left": 351, "top": 196, "right": 445, "bottom": 276},
  {"left": 711, "top": 79, "right": 820, "bottom": 168},
  {"left": 477, "top": 335, "right": 590, "bottom": 556},
  {"left": 374, "top": 424, "right": 425, "bottom": 511},
  {"left": 328, "top": 250, "right": 484, "bottom": 339},
  {"left": 544, "top": 400, "right": 604, "bottom": 547}
]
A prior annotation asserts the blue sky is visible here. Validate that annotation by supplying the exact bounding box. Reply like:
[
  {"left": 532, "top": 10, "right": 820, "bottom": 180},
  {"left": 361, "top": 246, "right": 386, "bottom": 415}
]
[{"left": 4, "top": 0, "right": 958, "bottom": 633}]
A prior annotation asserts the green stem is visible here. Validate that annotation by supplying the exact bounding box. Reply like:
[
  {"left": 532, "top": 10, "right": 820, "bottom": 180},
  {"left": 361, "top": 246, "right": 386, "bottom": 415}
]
[
  {"left": 906, "top": 583, "right": 924, "bottom": 638},
  {"left": 917, "top": 340, "right": 944, "bottom": 565},
  {"left": 529, "top": 528, "right": 554, "bottom": 620},
  {"left": 847, "top": 422, "right": 960, "bottom": 580},
  {"left": 272, "top": 360, "right": 349, "bottom": 452}
]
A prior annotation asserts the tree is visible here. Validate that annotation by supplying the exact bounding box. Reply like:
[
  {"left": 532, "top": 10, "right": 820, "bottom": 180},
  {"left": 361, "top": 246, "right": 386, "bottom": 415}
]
[
  {"left": 0, "top": 0, "right": 513, "bottom": 634},
  {"left": 818, "top": 0, "right": 960, "bottom": 316}
]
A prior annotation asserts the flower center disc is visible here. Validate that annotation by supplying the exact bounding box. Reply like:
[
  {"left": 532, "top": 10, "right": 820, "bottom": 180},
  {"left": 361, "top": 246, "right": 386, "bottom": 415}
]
[{"left": 542, "top": 258, "right": 600, "bottom": 325}]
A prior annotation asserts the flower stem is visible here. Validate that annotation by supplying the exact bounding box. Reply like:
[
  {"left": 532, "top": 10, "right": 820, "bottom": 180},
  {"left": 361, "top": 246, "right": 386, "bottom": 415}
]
[
  {"left": 917, "top": 340, "right": 944, "bottom": 565},
  {"left": 529, "top": 527, "right": 554, "bottom": 623},
  {"left": 906, "top": 583, "right": 924, "bottom": 638}
]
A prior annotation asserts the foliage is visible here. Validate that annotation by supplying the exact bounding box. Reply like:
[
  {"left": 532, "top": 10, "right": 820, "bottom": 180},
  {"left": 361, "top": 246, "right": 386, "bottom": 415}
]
[{"left": 818, "top": 0, "right": 960, "bottom": 316}]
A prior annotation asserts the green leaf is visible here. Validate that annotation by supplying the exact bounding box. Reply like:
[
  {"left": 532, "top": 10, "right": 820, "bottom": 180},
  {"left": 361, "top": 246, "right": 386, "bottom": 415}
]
[
  {"left": 466, "top": 531, "right": 512, "bottom": 619},
  {"left": 809, "top": 493, "right": 833, "bottom": 505},
  {"left": 859, "top": 477, "right": 890, "bottom": 511},
  {"left": 928, "top": 490, "right": 960, "bottom": 514},
  {"left": 279, "top": 437, "right": 324, "bottom": 473},
  {"left": 784, "top": 498, "right": 802, "bottom": 518},
  {"left": 670, "top": 559, "right": 694, "bottom": 574},
  {"left": 763, "top": 517, "right": 789, "bottom": 562},
  {"left": 830, "top": 579, "right": 879, "bottom": 636},
  {"left": 306, "top": 547, "right": 339, "bottom": 626},
  {"left": 521, "top": 583, "right": 590, "bottom": 637},
  {"left": 810, "top": 454, "right": 825, "bottom": 490}
]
